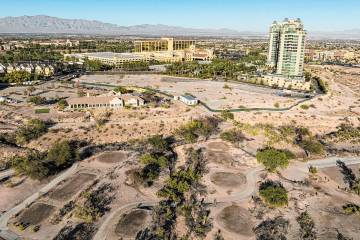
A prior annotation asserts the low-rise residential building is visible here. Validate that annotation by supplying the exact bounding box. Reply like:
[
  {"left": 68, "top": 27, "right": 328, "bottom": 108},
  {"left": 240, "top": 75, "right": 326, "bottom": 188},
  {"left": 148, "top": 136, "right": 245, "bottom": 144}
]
[{"left": 67, "top": 93, "right": 145, "bottom": 109}]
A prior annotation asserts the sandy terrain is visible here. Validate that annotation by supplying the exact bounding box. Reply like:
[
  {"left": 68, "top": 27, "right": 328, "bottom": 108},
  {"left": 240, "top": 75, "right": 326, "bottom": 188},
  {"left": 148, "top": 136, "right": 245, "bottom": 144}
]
[{"left": 76, "top": 74, "right": 302, "bottom": 109}]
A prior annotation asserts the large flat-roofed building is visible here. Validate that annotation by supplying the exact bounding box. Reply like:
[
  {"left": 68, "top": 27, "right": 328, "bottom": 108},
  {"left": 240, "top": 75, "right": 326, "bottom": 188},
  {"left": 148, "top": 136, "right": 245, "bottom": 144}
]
[
  {"left": 64, "top": 52, "right": 152, "bottom": 66},
  {"left": 267, "top": 18, "right": 306, "bottom": 78},
  {"left": 64, "top": 38, "right": 214, "bottom": 65},
  {"left": 134, "top": 38, "right": 195, "bottom": 53}
]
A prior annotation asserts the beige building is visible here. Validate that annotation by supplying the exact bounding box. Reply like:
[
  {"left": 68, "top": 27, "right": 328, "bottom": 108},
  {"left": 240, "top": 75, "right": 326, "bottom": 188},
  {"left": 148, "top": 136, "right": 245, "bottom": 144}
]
[
  {"left": 67, "top": 93, "right": 145, "bottom": 109},
  {"left": 64, "top": 38, "right": 214, "bottom": 65},
  {"left": 134, "top": 38, "right": 195, "bottom": 53},
  {"left": 263, "top": 75, "right": 311, "bottom": 91}
]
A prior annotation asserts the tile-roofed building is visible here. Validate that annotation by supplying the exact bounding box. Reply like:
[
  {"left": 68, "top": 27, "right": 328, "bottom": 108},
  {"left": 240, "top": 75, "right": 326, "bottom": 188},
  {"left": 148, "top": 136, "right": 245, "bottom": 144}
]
[{"left": 67, "top": 93, "right": 145, "bottom": 109}]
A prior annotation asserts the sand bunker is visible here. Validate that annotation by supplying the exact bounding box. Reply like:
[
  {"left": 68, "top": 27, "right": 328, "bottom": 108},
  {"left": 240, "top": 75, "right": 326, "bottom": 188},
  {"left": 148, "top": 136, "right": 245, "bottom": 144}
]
[
  {"left": 207, "top": 142, "right": 230, "bottom": 151},
  {"left": 18, "top": 203, "right": 55, "bottom": 225},
  {"left": 207, "top": 151, "right": 233, "bottom": 165},
  {"left": 115, "top": 209, "right": 150, "bottom": 238},
  {"left": 210, "top": 172, "right": 246, "bottom": 188},
  {"left": 49, "top": 173, "right": 95, "bottom": 201},
  {"left": 97, "top": 151, "right": 128, "bottom": 164},
  {"left": 216, "top": 205, "right": 254, "bottom": 236}
]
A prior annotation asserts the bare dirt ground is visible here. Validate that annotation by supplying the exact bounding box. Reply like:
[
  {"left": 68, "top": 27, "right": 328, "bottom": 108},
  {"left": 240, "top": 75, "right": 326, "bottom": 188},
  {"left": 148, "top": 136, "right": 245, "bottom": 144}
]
[
  {"left": 0, "top": 177, "right": 46, "bottom": 213},
  {"left": 49, "top": 172, "right": 96, "bottom": 201},
  {"left": 210, "top": 172, "right": 247, "bottom": 188},
  {"left": 17, "top": 203, "right": 55, "bottom": 226},
  {"left": 114, "top": 209, "right": 151, "bottom": 239},
  {"left": 97, "top": 151, "right": 128, "bottom": 164},
  {"left": 320, "top": 163, "right": 360, "bottom": 187},
  {"left": 1, "top": 69, "right": 360, "bottom": 239},
  {"left": 76, "top": 74, "right": 302, "bottom": 109},
  {"left": 216, "top": 205, "right": 255, "bottom": 237}
]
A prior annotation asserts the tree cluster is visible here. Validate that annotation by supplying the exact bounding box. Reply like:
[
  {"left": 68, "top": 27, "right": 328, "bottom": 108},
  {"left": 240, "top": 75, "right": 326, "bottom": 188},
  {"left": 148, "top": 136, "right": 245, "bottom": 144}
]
[
  {"left": 256, "top": 148, "right": 294, "bottom": 172},
  {"left": 10, "top": 140, "right": 79, "bottom": 180},
  {"left": 259, "top": 180, "right": 288, "bottom": 207},
  {"left": 176, "top": 117, "right": 220, "bottom": 143}
]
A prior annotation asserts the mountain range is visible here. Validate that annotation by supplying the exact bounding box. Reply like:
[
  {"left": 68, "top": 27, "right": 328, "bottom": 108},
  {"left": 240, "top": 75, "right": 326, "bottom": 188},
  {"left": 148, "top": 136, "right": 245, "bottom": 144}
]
[{"left": 0, "top": 15, "right": 359, "bottom": 39}]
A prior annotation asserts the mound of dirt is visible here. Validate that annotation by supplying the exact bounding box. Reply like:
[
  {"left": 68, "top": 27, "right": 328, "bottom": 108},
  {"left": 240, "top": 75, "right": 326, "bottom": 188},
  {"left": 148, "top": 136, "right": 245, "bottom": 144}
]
[
  {"left": 49, "top": 173, "right": 95, "bottom": 201},
  {"left": 115, "top": 209, "right": 150, "bottom": 238},
  {"left": 216, "top": 205, "right": 254, "bottom": 236},
  {"left": 207, "top": 151, "right": 233, "bottom": 165},
  {"left": 97, "top": 152, "right": 128, "bottom": 164},
  {"left": 19, "top": 203, "right": 55, "bottom": 225},
  {"left": 210, "top": 172, "right": 246, "bottom": 188},
  {"left": 207, "top": 142, "right": 230, "bottom": 151}
]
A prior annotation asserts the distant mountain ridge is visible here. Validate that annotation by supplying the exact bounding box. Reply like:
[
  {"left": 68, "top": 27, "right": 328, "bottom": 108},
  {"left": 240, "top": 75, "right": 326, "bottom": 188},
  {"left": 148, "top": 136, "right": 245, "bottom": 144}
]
[
  {"left": 0, "top": 15, "right": 257, "bottom": 37},
  {"left": 0, "top": 15, "right": 359, "bottom": 39}
]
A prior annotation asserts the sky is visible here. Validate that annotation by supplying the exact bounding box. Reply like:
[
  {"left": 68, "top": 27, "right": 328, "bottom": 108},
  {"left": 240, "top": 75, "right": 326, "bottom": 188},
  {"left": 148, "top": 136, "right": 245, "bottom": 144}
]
[{"left": 0, "top": 0, "right": 359, "bottom": 32}]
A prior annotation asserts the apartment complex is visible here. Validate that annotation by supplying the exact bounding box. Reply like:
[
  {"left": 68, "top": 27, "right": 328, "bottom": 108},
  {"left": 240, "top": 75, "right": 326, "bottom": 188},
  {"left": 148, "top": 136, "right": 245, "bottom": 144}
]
[{"left": 267, "top": 18, "right": 306, "bottom": 77}]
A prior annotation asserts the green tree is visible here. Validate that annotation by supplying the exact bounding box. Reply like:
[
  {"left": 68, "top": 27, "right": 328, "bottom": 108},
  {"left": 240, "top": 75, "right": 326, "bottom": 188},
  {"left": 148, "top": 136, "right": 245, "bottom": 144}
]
[
  {"left": 259, "top": 180, "right": 288, "bottom": 207},
  {"left": 10, "top": 151, "right": 49, "bottom": 180},
  {"left": 256, "top": 148, "right": 293, "bottom": 172},
  {"left": 5, "top": 71, "right": 31, "bottom": 84},
  {"left": 47, "top": 140, "right": 78, "bottom": 168}
]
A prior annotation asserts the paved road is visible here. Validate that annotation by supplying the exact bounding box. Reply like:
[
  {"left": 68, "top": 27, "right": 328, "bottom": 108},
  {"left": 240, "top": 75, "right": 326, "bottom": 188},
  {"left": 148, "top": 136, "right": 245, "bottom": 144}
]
[
  {"left": 0, "top": 163, "right": 79, "bottom": 239},
  {"left": 0, "top": 170, "right": 15, "bottom": 182}
]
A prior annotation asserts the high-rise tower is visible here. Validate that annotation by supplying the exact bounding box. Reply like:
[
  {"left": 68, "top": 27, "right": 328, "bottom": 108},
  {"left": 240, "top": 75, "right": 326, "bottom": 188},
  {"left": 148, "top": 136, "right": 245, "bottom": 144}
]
[{"left": 267, "top": 18, "right": 306, "bottom": 78}]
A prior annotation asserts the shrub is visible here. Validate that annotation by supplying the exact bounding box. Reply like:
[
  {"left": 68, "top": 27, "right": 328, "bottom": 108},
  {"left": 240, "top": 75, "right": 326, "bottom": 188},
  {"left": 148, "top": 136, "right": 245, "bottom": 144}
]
[
  {"left": 220, "top": 110, "right": 234, "bottom": 120},
  {"left": 296, "top": 211, "right": 317, "bottom": 240},
  {"left": 300, "top": 104, "right": 310, "bottom": 110},
  {"left": 254, "top": 216, "right": 289, "bottom": 239},
  {"left": 308, "top": 166, "right": 318, "bottom": 174},
  {"left": 147, "top": 135, "right": 169, "bottom": 153},
  {"left": 176, "top": 117, "right": 220, "bottom": 143},
  {"left": 114, "top": 86, "right": 133, "bottom": 94},
  {"left": 28, "top": 96, "right": 46, "bottom": 105},
  {"left": 57, "top": 99, "right": 68, "bottom": 110},
  {"left": 256, "top": 148, "right": 294, "bottom": 172},
  {"left": 259, "top": 180, "right": 288, "bottom": 207},
  {"left": 343, "top": 203, "right": 360, "bottom": 215},
  {"left": 300, "top": 139, "right": 324, "bottom": 155},
  {"left": 220, "top": 129, "right": 246, "bottom": 144},
  {"left": 15, "top": 119, "right": 49, "bottom": 144}
]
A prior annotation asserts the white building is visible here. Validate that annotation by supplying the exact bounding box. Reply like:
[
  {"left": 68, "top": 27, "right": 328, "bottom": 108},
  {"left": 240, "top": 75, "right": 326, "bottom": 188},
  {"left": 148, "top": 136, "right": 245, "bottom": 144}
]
[{"left": 179, "top": 95, "right": 198, "bottom": 106}]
